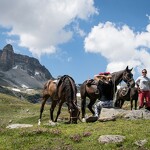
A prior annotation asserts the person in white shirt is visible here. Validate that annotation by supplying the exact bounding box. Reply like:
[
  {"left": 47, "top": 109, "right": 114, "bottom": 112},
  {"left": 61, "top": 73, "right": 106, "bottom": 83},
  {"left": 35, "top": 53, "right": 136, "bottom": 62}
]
[{"left": 135, "top": 69, "right": 150, "bottom": 109}]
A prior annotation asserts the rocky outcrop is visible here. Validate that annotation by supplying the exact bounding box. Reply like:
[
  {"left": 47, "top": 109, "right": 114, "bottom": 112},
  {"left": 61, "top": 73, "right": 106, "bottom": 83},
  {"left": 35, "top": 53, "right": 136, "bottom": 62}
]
[
  {"left": 99, "top": 108, "right": 150, "bottom": 120},
  {"left": 0, "top": 44, "right": 14, "bottom": 71}
]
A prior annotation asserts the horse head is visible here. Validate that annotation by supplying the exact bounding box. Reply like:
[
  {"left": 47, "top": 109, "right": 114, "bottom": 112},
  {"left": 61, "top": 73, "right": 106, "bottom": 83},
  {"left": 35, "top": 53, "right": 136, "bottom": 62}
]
[
  {"left": 69, "top": 105, "right": 80, "bottom": 124},
  {"left": 111, "top": 66, "right": 135, "bottom": 88},
  {"left": 122, "top": 66, "right": 135, "bottom": 88}
]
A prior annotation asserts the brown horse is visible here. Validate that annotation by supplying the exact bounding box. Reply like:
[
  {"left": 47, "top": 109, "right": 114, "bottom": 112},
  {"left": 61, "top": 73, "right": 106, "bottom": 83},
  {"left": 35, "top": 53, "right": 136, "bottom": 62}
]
[
  {"left": 80, "top": 66, "right": 135, "bottom": 121},
  {"left": 38, "top": 75, "right": 80, "bottom": 125},
  {"left": 114, "top": 86, "right": 138, "bottom": 110}
]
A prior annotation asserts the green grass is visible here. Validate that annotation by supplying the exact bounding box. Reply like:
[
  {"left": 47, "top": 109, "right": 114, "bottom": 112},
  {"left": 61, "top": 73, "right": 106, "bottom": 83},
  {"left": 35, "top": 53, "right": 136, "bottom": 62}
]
[{"left": 0, "top": 93, "right": 150, "bottom": 150}]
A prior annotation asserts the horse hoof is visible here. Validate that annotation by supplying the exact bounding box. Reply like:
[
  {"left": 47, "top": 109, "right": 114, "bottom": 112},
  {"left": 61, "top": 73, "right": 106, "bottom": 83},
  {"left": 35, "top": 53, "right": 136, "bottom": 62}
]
[
  {"left": 49, "top": 120, "right": 57, "bottom": 126},
  {"left": 38, "top": 119, "right": 41, "bottom": 126},
  {"left": 82, "top": 118, "right": 86, "bottom": 123}
]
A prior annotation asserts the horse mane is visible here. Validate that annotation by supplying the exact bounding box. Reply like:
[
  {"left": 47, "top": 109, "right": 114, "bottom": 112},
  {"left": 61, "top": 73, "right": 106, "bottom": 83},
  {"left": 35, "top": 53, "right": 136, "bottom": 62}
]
[
  {"left": 111, "top": 69, "right": 125, "bottom": 85},
  {"left": 111, "top": 69, "right": 124, "bottom": 77}
]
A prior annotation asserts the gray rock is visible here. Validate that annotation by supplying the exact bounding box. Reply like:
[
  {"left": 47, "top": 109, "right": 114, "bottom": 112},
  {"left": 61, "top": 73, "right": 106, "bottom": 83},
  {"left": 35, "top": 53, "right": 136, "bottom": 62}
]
[
  {"left": 124, "top": 110, "right": 143, "bottom": 119},
  {"left": 100, "top": 108, "right": 150, "bottom": 120},
  {"left": 6, "top": 124, "right": 33, "bottom": 129},
  {"left": 124, "top": 109, "right": 150, "bottom": 120},
  {"left": 100, "top": 108, "right": 127, "bottom": 118},
  {"left": 134, "top": 139, "right": 147, "bottom": 147},
  {"left": 98, "top": 135, "right": 125, "bottom": 143}
]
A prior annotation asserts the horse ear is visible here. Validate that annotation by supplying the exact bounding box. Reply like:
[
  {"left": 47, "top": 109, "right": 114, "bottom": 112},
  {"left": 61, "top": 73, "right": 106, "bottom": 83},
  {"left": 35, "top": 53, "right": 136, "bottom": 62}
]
[
  {"left": 126, "top": 66, "right": 129, "bottom": 70},
  {"left": 130, "top": 68, "right": 133, "bottom": 71},
  {"left": 126, "top": 66, "right": 133, "bottom": 72}
]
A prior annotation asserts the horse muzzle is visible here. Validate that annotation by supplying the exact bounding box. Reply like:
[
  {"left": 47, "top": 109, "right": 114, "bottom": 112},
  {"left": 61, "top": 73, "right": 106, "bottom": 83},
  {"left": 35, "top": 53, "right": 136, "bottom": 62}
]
[{"left": 128, "top": 79, "right": 135, "bottom": 88}]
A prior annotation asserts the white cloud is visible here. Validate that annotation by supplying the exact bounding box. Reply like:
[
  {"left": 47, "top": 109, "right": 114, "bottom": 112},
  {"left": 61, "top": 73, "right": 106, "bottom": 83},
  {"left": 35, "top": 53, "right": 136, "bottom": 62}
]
[
  {"left": 146, "top": 14, "right": 150, "bottom": 20},
  {"left": 6, "top": 39, "right": 17, "bottom": 44},
  {"left": 84, "top": 21, "right": 150, "bottom": 77},
  {"left": 0, "top": 0, "right": 98, "bottom": 57},
  {"left": 73, "top": 22, "right": 86, "bottom": 37}
]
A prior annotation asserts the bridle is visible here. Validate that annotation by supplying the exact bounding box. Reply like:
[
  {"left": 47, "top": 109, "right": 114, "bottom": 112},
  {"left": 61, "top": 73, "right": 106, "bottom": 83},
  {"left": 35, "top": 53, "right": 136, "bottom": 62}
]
[
  {"left": 122, "top": 72, "right": 133, "bottom": 87},
  {"left": 112, "top": 71, "right": 133, "bottom": 100},
  {"left": 69, "top": 102, "right": 81, "bottom": 123}
]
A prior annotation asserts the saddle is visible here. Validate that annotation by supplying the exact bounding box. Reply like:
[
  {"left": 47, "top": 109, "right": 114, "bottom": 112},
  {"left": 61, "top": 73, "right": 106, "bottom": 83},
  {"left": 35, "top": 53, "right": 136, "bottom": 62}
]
[
  {"left": 86, "top": 79, "right": 97, "bottom": 86},
  {"left": 86, "top": 79, "right": 99, "bottom": 94}
]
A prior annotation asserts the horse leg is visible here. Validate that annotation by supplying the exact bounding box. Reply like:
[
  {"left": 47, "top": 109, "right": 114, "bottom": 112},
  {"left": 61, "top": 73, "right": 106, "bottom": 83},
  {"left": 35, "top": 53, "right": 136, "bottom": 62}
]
[
  {"left": 130, "top": 99, "right": 133, "bottom": 110},
  {"left": 114, "top": 99, "right": 120, "bottom": 108},
  {"left": 38, "top": 96, "right": 49, "bottom": 125},
  {"left": 87, "top": 99, "right": 96, "bottom": 116},
  {"left": 50, "top": 100, "right": 57, "bottom": 122},
  {"left": 81, "top": 97, "right": 86, "bottom": 120},
  {"left": 135, "top": 99, "right": 138, "bottom": 110},
  {"left": 54, "top": 101, "right": 63, "bottom": 122}
]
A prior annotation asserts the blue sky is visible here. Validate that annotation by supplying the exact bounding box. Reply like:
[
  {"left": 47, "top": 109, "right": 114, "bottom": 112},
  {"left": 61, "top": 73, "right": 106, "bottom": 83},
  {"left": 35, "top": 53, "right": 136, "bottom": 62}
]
[{"left": 0, "top": 0, "right": 150, "bottom": 84}]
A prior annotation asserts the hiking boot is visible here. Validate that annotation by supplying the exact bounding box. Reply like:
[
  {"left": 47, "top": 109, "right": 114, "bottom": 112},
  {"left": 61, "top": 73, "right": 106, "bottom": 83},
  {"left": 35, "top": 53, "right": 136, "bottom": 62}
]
[{"left": 86, "top": 116, "right": 98, "bottom": 123}]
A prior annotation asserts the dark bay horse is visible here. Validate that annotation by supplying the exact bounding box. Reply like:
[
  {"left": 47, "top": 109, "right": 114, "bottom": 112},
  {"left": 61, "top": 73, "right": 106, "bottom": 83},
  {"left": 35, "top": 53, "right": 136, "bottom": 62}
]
[
  {"left": 38, "top": 75, "right": 80, "bottom": 125},
  {"left": 80, "top": 66, "right": 135, "bottom": 121},
  {"left": 114, "top": 86, "right": 138, "bottom": 110}
]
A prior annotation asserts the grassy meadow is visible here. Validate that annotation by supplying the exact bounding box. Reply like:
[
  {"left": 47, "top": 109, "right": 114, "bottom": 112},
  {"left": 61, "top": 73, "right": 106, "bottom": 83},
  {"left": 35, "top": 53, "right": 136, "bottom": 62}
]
[{"left": 0, "top": 93, "right": 150, "bottom": 150}]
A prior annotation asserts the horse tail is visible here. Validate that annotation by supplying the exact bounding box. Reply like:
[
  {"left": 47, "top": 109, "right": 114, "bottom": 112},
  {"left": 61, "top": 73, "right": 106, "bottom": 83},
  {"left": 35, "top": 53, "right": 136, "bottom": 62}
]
[
  {"left": 80, "top": 81, "right": 87, "bottom": 99},
  {"left": 68, "top": 76, "right": 77, "bottom": 101}
]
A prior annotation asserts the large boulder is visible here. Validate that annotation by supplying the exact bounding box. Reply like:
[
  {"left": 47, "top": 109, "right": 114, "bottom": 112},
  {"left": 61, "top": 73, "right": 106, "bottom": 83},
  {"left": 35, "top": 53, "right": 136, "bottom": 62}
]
[{"left": 100, "top": 108, "right": 150, "bottom": 120}]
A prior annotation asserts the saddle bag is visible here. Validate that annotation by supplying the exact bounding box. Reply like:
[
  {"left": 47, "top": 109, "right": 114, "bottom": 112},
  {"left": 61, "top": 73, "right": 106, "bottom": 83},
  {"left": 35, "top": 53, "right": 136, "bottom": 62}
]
[{"left": 120, "top": 87, "right": 129, "bottom": 97}]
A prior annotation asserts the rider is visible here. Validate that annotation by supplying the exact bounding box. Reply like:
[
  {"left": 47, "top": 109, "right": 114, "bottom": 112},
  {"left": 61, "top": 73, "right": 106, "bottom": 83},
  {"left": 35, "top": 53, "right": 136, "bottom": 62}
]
[
  {"left": 95, "top": 73, "right": 113, "bottom": 117},
  {"left": 86, "top": 72, "right": 114, "bottom": 122}
]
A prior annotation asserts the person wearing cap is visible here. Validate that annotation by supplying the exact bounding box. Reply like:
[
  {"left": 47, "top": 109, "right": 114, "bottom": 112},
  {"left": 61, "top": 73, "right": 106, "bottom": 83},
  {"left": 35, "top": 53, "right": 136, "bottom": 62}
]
[
  {"left": 86, "top": 72, "right": 113, "bottom": 122},
  {"left": 94, "top": 72, "right": 111, "bottom": 82},
  {"left": 135, "top": 69, "right": 150, "bottom": 109},
  {"left": 94, "top": 73, "right": 113, "bottom": 116}
]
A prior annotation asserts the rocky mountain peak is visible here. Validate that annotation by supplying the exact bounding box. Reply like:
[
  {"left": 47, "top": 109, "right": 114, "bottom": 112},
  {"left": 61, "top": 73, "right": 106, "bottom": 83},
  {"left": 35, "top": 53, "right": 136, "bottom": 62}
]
[
  {"left": 3, "top": 44, "right": 14, "bottom": 52},
  {"left": 0, "top": 44, "right": 53, "bottom": 89}
]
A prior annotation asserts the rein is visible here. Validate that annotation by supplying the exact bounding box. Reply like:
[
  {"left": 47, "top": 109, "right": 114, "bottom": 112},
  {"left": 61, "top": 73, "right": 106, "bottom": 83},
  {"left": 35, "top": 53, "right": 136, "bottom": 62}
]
[
  {"left": 70, "top": 101, "right": 82, "bottom": 123},
  {"left": 70, "top": 111, "right": 82, "bottom": 123}
]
